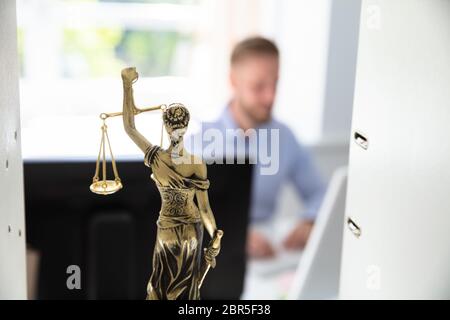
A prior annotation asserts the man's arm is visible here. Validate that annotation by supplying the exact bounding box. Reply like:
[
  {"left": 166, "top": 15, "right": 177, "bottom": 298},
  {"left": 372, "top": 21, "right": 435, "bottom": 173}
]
[
  {"left": 283, "top": 136, "right": 326, "bottom": 249},
  {"left": 290, "top": 140, "right": 326, "bottom": 221}
]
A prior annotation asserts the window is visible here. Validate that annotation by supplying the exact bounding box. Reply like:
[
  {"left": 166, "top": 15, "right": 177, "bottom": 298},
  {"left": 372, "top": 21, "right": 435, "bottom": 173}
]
[
  {"left": 17, "top": 0, "right": 334, "bottom": 159},
  {"left": 17, "top": 0, "right": 231, "bottom": 158}
]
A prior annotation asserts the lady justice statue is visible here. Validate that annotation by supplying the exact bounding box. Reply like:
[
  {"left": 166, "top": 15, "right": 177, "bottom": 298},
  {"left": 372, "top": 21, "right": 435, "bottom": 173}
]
[{"left": 121, "top": 67, "right": 223, "bottom": 300}]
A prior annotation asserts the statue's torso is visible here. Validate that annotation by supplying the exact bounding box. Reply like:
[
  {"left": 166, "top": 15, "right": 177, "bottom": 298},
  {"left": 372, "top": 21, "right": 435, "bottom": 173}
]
[
  {"left": 144, "top": 146, "right": 209, "bottom": 228},
  {"left": 158, "top": 186, "right": 199, "bottom": 218}
]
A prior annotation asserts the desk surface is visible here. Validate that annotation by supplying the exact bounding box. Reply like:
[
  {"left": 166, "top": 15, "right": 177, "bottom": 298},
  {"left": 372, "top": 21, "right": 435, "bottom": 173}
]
[
  {"left": 241, "top": 217, "right": 303, "bottom": 300},
  {"left": 242, "top": 251, "right": 301, "bottom": 300}
]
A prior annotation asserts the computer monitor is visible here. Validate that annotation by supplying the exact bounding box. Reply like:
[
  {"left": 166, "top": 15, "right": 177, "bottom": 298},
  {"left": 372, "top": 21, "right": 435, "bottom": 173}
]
[
  {"left": 287, "top": 167, "right": 347, "bottom": 299},
  {"left": 24, "top": 158, "right": 252, "bottom": 300}
]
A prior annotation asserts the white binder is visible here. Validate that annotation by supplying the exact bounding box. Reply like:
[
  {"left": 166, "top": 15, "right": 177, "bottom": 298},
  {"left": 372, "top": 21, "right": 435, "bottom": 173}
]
[
  {"left": 0, "top": 0, "right": 27, "bottom": 300},
  {"left": 340, "top": 0, "right": 450, "bottom": 299}
]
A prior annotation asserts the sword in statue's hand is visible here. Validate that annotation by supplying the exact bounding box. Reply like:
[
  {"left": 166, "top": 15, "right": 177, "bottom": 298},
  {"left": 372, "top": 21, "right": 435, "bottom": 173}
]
[{"left": 199, "top": 230, "right": 224, "bottom": 289}]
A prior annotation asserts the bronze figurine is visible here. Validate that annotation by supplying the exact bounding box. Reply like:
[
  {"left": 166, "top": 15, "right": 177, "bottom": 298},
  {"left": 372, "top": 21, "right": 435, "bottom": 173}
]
[{"left": 119, "top": 67, "right": 223, "bottom": 300}]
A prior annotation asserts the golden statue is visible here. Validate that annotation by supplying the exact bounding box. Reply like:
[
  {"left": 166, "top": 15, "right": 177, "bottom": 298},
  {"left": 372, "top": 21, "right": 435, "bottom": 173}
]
[{"left": 90, "top": 67, "right": 223, "bottom": 300}]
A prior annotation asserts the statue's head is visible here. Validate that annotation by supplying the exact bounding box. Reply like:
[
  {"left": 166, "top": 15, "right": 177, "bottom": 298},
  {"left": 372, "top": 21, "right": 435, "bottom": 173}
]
[{"left": 163, "top": 103, "right": 190, "bottom": 143}]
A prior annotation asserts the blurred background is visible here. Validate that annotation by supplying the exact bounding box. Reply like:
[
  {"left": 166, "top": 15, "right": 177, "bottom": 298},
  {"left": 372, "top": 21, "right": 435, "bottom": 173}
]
[
  {"left": 18, "top": 0, "right": 358, "bottom": 158},
  {"left": 16, "top": 0, "right": 361, "bottom": 299}
]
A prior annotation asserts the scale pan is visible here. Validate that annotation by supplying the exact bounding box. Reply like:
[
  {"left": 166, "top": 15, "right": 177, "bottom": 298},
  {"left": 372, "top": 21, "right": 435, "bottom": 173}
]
[{"left": 90, "top": 180, "right": 123, "bottom": 195}]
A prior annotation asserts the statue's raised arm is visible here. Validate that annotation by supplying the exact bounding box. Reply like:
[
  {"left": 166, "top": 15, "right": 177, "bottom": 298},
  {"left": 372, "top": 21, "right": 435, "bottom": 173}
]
[{"left": 121, "top": 67, "right": 152, "bottom": 153}]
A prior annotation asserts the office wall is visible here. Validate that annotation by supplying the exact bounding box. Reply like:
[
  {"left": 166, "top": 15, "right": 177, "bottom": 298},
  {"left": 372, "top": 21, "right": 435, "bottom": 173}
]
[
  {"left": 274, "top": 0, "right": 332, "bottom": 143},
  {"left": 0, "top": 0, "right": 27, "bottom": 299},
  {"left": 321, "top": 0, "right": 361, "bottom": 143}
]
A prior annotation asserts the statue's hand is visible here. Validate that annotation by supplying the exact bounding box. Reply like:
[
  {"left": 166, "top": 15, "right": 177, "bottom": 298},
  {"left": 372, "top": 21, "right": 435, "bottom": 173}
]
[
  {"left": 204, "top": 230, "right": 223, "bottom": 268},
  {"left": 204, "top": 247, "right": 218, "bottom": 268},
  {"left": 121, "top": 67, "right": 139, "bottom": 84}
]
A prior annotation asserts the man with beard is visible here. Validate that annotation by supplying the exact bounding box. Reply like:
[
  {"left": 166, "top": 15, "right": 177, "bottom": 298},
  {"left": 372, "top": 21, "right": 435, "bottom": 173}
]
[{"left": 187, "top": 37, "right": 326, "bottom": 259}]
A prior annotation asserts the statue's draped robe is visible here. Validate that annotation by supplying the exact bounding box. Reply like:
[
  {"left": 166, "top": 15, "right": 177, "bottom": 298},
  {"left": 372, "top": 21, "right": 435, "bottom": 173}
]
[{"left": 144, "top": 145, "right": 209, "bottom": 300}]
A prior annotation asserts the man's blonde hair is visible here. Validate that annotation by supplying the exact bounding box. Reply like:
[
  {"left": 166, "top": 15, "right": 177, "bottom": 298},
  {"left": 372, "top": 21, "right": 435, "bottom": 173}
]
[{"left": 231, "top": 36, "right": 279, "bottom": 65}]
